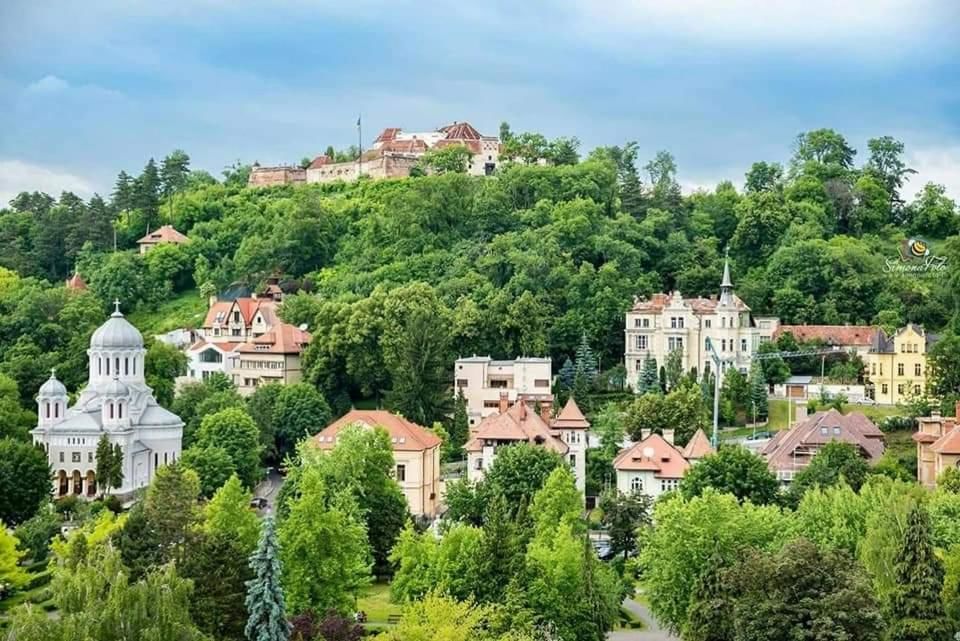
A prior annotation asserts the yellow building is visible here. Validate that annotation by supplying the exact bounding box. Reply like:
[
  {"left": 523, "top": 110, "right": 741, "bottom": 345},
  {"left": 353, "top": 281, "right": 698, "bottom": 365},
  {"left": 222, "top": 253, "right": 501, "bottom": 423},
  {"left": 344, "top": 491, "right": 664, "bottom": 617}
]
[{"left": 864, "top": 324, "right": 934, "bottom": 405}]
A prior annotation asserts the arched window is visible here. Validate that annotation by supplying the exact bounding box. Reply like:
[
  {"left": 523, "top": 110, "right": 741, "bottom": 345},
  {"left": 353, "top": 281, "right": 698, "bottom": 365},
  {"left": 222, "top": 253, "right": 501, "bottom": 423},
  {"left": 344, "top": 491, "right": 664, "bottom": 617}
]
[
  {"left": 132, "top": 357, "right": 136, "bottom": 375},
  {"left": 45, "top": 402, "right": 50, "bottom": 418},
  {"left": 118, "top": 402, "right": 123, "bottom": 419},
  {"left": 125, "top": 358, "right": 129, "bottom": 376},
  {"left": 115, "top": 357, "right": 120, "bottom": 373},
  {"left": 54, "top": 403, "right": 59, "bottom": 418},
  {"left": 98, "top": 357, "right": 102, "bottom": 375},
  {"left": 105, "top": 358, "right": 110, "bottom": 375},
  {"left": 108, "top": 402, "right": 114, "bottom": 419},
  {"left": 630, "top": 476, "right": 643, "bottom": 491}
]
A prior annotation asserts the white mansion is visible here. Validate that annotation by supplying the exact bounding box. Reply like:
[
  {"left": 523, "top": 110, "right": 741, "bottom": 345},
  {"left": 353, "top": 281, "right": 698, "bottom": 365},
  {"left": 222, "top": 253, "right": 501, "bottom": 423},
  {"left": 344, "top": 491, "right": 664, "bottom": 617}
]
[
  {"left": 624, "top": 258, "right": 779, "bottom": 388},
  {"left": 31, "top": 303, "right": 184, "bottom": 498}
]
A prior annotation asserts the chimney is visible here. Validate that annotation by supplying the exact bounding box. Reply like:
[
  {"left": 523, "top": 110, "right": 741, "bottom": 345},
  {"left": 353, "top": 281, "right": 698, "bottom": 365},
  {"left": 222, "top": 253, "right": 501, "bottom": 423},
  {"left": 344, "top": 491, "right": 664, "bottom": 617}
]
[
  {"left": 208, "top": 294, "right": 217, "bottom": 308},
  {"left": 794, "top": 401, "right": 808, "bottom": 423},
  {"left": 955, "top": 400, "right": 960, "bottom": 419},
  {"left": 662, "top": 428, "right": 675, "bottom": 445},
  {"left": 540, "top": 399, "right": 553, "bottom": 423},
  {"left": 641, "top": 429, "right": 650, "bottom": 441},
  {"left": 498, "top": 391, "right": 509, "bottom": 415},
  {"left": 519, "top": 399, "right": 527, "bottom": 421}
]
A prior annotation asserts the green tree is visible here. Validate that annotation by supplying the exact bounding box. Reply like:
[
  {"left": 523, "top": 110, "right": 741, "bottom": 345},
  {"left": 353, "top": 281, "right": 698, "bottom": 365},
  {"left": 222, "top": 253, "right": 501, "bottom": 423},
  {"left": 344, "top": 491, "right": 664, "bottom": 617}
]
[
  {"left": 278, "top": 466, "right": 371, "bottom": 615},
  {"left": 680, "top": 446, "right": 779, "bottom": 505},
  {"left": 483, "top": 443, "right": 565, "bottom": 512},
  {"left": 204, "top": 473, "right": 260, "bottom": 553},
  {"left": 160, "top": 149, "right": 191, "bottom": 199},
  {"left": 747, "top": 360, "right": 768, "bottom": 422},
  {"left": 448, "top": 389, "right": 470, "bottom": 461},
  {"left": 384, "top": 309, "right": 453, "bottom": 427},
  {"left": 744, "top": 161, "right": 783, "bottom": 193},
  {"left": 179, "top": 529, "right": 253, "bottom": 641},
  {"left": 887, "top": 503, "right": 951, "bottom": 641},
  {"left": 13, "top": 505, "right": 60, "bottom": 562},
  {"left": 246, "top": 516, "right": 291, "bottom": 641},
  {"left": 134, "top": 157, "right": 162, "bottom": 232},
  {"left": 599, "top": 489, "right": 652, "bottom": 559},
  {"left": 94, "top": 434, "right": 123, "bottom": 496},
  {"left": 374, "top": 592, "right": 493, "bottom": 641},
  {"left": 247, "top": 382, "right": 284, "bottom": 462},
  {"left": 143, "top": 462, "right": 200, "bottom": 564},
  {"left": 196, "top": 407, "right": 263, "bottom": 488},
  {"left": 0, "top": 438, "right": 51, "bottom": 526},
  {"left": 388, "top": 522, "right": 437, "bottom": 603},
  {"left": 682, "top": 551, "right": 733, "bottom": 641},
  {"left": 181, "top": 443, "right": 237, "bottom": 499},
  {"left": 420, "top": 145, "right": 473, "bottom": 174},
  {"left": 637, "top": 354, "right": 659, "bottom": 394},
  {"left": 272, "top": 383, "right": 332, "bottom": 460},
  {"left": 0, "top": 524, "right": 28, "bottom": 590},
  {"left": 665, "top": 347, "right": 683, "bottom": 391},
  {"left": 787, "top": 441, "right": 869, "bottom": 507}
]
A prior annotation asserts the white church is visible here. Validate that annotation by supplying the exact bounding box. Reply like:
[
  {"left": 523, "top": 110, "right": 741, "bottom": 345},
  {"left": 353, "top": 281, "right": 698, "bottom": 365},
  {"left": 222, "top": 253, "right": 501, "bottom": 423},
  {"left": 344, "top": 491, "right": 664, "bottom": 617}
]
[{"left": 31, "top": 302, "right": 184, "bottom": 498}]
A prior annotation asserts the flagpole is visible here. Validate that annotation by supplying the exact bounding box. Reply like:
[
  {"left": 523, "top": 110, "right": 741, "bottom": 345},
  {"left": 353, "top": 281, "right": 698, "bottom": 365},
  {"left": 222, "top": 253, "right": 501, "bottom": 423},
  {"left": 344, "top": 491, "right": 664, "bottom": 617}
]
[{"left": 357, "top": 114, "right": 362, "bottom": 178}]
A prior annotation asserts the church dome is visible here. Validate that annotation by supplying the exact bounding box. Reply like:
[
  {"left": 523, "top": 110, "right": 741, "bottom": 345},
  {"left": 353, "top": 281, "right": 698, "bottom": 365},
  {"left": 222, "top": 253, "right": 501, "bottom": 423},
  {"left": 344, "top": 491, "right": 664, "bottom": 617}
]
[
  {"left": 38, "top": 371, "right": 67, "bottom": 397},
  {"left": 102, "top": 375, "right": 129, "bottom": 398},
  {"left": 90, "top": 303, "right": 143, "bottom": 350}
]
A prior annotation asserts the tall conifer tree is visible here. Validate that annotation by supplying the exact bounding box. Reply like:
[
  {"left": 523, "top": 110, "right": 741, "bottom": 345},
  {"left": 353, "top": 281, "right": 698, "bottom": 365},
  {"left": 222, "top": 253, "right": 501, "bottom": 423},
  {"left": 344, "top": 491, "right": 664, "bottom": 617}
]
[{"left": 245, "top": 516, "right": 290, "bottom": 641}]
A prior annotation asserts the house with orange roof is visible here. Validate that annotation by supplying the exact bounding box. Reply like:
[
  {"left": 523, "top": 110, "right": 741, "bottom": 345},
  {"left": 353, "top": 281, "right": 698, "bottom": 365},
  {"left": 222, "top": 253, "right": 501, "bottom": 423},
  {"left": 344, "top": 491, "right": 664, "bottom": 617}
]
[
  {"left": 761, "top": 409, "right": 885, "bottom": 484},
  {"left": 681, "top": 428, "right": 715, "bottom": 463},
  {"left": 313, "top": 409, "right": 442, "bottom": 516},
  {"left": 228, "top": 322, "right": 311, "bottom": 396},
  {"left": 136, "top": 225, "right": 189, "bottom": 254},
  {"left": 914, "top": 401, "right": 960, "bottom": 487},
  {"left": 613, "top": 431, "right": 703, "bottom": 499},
  {"left": 624, "top": 256, "right": 779, "bottom": 390},
  {"left": 465, "top": 395, "right": 591, "bottom": 492},
  {"left": 65, "top": 271, "right": 87, "bottom": 291},
  {"left": 772, "top": 324, "right": 878, "bottom": 355},
  {"left": 197, "top": 296, "right": 279, "bottom": 344}
]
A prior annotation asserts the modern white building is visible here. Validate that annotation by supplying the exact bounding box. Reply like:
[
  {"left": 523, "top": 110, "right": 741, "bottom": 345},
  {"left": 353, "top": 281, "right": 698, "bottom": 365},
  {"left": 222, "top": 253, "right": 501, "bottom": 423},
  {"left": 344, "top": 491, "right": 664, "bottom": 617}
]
[
  {"left": 454, "top": 356, "right": 553, "bottom": 426},
  {"left": 625, "top": 258, "right": 778, "bottom": 388},
  {"left": 32, "top": 303, "right": 184, "bottom": 498}
]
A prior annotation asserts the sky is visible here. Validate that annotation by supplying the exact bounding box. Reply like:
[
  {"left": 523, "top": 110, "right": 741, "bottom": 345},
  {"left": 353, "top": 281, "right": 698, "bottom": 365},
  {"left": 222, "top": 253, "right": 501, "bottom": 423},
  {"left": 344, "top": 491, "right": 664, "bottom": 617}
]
[{"left": 0, "top": 0, "right": 958, "bottom": 205}]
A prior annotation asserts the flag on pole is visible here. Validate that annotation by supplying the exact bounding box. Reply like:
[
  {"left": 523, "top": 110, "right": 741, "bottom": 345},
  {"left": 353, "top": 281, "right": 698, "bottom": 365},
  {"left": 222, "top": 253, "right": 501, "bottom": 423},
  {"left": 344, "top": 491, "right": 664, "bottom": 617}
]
[{"left": 356, "top": 115, "right": 361, "bottom": 128}]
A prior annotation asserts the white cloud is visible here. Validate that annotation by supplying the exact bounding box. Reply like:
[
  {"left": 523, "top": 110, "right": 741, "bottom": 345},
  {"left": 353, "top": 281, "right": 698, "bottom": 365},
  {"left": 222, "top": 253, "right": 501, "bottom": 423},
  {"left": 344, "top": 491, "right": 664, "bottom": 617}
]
[
  {"left": 0, "top": 160, "right": 94, "bottom": 206},
  {"left": 24, "top": 74, "right": 69, "bottom": 93},
  {"left": 560, "top": 0, "right": 957, "bottom": 55},
  {"left": 904, "top": 146, "right": 960, "bottom": 202}
]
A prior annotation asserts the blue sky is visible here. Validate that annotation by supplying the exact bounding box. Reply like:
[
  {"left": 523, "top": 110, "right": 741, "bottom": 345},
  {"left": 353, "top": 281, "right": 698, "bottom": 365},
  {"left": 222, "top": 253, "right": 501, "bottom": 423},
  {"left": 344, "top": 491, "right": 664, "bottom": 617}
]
[{"left": 1, "top": 0, "right": 958, "bottom": 204}]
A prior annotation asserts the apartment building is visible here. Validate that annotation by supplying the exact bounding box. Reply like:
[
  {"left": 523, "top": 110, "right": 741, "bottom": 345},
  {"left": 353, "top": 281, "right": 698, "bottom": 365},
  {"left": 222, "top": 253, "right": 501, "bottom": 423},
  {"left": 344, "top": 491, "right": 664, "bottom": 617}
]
[{"left": 454, "top": 356, "right": 552, "bottom": 426}]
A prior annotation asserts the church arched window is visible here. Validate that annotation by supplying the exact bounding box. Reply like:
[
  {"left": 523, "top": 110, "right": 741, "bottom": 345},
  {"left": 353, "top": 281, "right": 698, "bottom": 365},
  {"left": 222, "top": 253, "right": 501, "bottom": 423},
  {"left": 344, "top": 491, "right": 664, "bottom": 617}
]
[
  {"left": 115, "top": 357, "right": 120, "bottom": 373},
  {"left": 125, "top": 358, "right": 129, "bottom": 376},
  {"left": 105, "top": 358, "right": 110, "bottom": 375},
  {"left": 98, "top": 357, "right": 102, "bottom": 376},
  {"left": 108, "top": 402, "right": 114, "bottom": 419},
  {"left": 45, "top": 402, "right": 50, "bottom": 419},
  {"left": 54, "top": 403, "right": 59, "bottom": 418},
  {"left": 118, "top": 402, "right": 123, "bottom": 419}
]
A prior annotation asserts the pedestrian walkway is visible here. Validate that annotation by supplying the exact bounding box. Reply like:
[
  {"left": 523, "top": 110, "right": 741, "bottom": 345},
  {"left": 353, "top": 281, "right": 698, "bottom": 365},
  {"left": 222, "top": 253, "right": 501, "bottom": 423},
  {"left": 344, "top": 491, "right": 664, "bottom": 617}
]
[{"left": 608, "top": 598, "right": 677, "bottom": 641}]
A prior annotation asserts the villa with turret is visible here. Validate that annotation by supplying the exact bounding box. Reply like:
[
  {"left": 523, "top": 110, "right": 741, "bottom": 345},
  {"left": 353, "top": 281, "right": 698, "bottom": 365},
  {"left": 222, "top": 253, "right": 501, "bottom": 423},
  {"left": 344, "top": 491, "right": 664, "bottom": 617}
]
[
  {"left": 31, "top": 302, "right": 184, "bottom": 498},
  {"left": 624, "top": 257, "right": 780, "bottom": 389}
]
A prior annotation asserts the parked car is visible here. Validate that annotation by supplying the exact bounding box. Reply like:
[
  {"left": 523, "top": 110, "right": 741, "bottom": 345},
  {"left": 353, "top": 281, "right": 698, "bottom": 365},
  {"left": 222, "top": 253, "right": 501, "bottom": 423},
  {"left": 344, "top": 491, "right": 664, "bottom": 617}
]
[
  {"left": 249, "top": 497, "right": 268, "bottom": 509},
  {"left": 747, "top": 431, "right": 773, "bottom": 440},
  {"left": 854, "top": 397, "right": 877, "bottom": 406}
]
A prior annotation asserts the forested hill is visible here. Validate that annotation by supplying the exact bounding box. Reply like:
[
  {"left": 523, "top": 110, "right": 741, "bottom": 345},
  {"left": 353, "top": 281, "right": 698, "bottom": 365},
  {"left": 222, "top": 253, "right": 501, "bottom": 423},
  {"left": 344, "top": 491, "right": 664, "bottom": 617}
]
[{"left": 1, "top": 131, "right": 959, "bottom": 413}]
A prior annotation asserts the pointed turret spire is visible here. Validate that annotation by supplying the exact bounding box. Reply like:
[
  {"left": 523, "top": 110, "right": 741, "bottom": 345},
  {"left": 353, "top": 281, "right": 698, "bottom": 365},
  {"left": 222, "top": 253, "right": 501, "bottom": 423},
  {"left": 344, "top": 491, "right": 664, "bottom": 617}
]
[{"left": 719, "top": 248, "right": 733, "bottom": 306}]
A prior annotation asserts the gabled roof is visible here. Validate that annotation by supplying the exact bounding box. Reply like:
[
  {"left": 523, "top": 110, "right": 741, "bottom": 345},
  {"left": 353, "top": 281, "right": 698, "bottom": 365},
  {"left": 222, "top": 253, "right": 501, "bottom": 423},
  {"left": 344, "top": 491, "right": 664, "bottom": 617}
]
[
  {"left": 374, "top": 127, "right": 402, "bottom": 144},
  {"left": 465, "top": 399, "right": 567, "bottom": 454},
  {"left": 65, "top": 272, "right": 87, "bottom": 290},
  {"left": 773, "top": 325, "right": 878, "bottom": 347},
  {"left": 762, "top": 409, "right": 885, "bottom": 472},
  {"left": 314, "top": 409, "right": 441, "bottom": 452},
  {"left": 613, "top": 433, "right": 690, "bottom": 479},
  {"left": 439, "top": 121, "right": 483, "bottom": 141},
  {"left": 931, "top": 423, "right": 960, "bottom": 455},
  {"left": 630, "top": 292, "right": 750, "bottom": 313},
  {"left": 187, "top": 339, "right": 243, "bottom": 353},
  {"left": 136, "top": 225, "right": 189, "bottom": 246},
  {"left": 234, "top": 322, "right": 311, "bottom": 354},
  {"left": 551, "top": 397, "right": 590, "bottom": 430},
  {"left": 308, "top": 155, "right": 333, "bottom": 169},
  {"left": 681, "top": 429, "right": 714, "bottom": 460},
  {"left": 202, "top": 297, "right": 278, "bottom": 328}
]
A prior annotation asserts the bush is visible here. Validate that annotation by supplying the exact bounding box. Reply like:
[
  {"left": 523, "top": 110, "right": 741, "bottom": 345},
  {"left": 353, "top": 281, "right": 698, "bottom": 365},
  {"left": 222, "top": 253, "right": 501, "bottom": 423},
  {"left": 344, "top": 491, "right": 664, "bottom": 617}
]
[{"left": 879, "top": 416, "right": 915, "bottom": 433}]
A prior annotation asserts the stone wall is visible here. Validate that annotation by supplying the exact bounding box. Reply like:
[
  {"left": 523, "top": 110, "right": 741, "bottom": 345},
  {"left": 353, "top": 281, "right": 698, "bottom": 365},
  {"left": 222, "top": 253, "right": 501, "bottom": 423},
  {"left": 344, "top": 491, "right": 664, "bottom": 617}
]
[{"left": 248, "top": 166, "right": 307, "bottom": 187}]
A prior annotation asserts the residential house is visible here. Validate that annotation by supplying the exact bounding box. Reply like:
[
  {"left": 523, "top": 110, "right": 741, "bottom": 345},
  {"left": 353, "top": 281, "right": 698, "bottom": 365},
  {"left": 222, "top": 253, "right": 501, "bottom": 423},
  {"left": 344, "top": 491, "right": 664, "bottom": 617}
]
[
  {"left": 65, "top": 272, "right": 87, "bottom": 291},
  {"left": 186, "top": 339, "right": 242, "bottom": 383},
  {"left": 229, "top": 322, "right": 311, "bottom": 396},
  {"left": 136, "top": 225, "right": 189, "bottom": 254},
  {"left": 197, "top": 296, "right": 279, "bottom": 344},
  {"left": 454, "top": 356, "right": 553, "bottom": 426},
  {"left": 625, "top": 257, "right": 779, "bottom": 389},
  {"left": 313, "top": 410, "right": 442, "bottom": 517},
  {"left": 612, "top": 429, "right": 713, "bottom": 500},
  {"left": 772, "top": 324, "right": 878, "bottom": 356},
  {"left": 864, "top": 324, "right": 936, "bottom": 405},
  {"left": 913, "top": 402, "right": 960, "bottom": 488},
  {"left": 762, "top": 409, "right": 885, "bottom": 484},
  {"left": 465, "top": 395, "right": 590, "bottom": 492}
]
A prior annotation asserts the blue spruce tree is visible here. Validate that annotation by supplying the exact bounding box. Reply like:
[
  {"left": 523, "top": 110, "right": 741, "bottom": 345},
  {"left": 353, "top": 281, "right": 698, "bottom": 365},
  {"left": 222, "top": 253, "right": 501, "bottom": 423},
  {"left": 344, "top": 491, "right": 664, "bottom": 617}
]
[{"left": 245, "top": 516, "right": 290, "bottom": 641}]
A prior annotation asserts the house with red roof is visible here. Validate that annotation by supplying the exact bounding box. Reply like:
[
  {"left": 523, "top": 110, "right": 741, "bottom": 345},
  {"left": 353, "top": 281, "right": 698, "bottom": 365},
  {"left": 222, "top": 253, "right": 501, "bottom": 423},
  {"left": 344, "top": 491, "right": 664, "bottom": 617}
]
[
  {"left": 761, "top": 409, "right": 885, "bottom": 483},
  {"left": 466, "top": 395, "right": 591, "bottom": 492},
  {"left": 136, "top": 225, "right": 189, "bottom": 254},
  {"left": 313, "top": 409, "right": 442, "bottom": 516},
  {"left": 613, "top": 429, "right": 713, "bottom": 499},
  {"left": 65, "top": 271, "right": 87, "bottom": 291},
  {"left": 228, "top": 322, "right": 311, "bottom": 396},
  {"left": 914, "top": 401, "right": 960, "bottom": 488}
]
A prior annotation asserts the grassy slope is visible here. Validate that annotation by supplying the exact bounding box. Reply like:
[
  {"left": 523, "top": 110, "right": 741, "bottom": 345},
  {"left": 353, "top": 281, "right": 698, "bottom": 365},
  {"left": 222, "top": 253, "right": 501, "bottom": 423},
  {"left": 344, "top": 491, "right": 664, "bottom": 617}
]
[
  {"left": 127, "top": 288, "right": 206, "bottom": 337},
  {"left": 721, "top": 399, "right": 910, "bottom": 439},
  {"left": 356, "top": 582, "right": 401, "bottom": 623}
]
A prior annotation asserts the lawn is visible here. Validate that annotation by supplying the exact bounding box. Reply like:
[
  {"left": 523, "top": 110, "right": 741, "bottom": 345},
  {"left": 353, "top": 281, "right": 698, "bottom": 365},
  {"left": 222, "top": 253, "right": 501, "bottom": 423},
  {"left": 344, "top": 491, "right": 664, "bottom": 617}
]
[
  {"left": 356, "top": 582, "right": 401, "bottom": 624},
  {"left": 127, "top": 288, "right": 207, "bottom": 337},
  {"left": 720, "top": 399, "right": 911, "bottom": 442}
]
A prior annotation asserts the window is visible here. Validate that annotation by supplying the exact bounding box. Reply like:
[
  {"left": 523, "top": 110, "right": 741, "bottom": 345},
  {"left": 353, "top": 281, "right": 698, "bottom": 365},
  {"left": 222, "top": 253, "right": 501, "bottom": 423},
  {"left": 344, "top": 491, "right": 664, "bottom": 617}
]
[
  {"left": 233, "top": 311, "right": 241, "bottom": 322},
  {"left": 871, "top": 363, "right": 876, "bottom": 375},
  {"left": 678, "top": 317, "right": 684, "bottom": 329},
  {"left": 668, "top": 337, "right": 683, "bottom": 351},
  {"left": 635, "top": 360, "right": 642, "bottom": 372},
  {"left": 474, "top": 458, "right": 484, "bottom": 470},
  {"left": 118, "top": 403, "right": 123, "bottom": 419},
  {"left": 820, "top": 426, "right": 829, "bottom": 435},
  {"left": 897, "top": 363, "right": 904, "bottom": 376},
  {"left": 534, "top": 379, "right": 549, "bottom": 388},
  {"left": 630, "top": 476, "right": 643, "bottom": 491},
  {"left": 59, "top": 452, "right": 64, "bottom": 463},
  {"left": 670, "top": 317, "right": 678, "bottom": 329},
  {"left": 833, "top": 427, "right": 841, "bottom": 435},
  {"left": 72, "top": 452, "right": 81, "bottom": 463},
  {"left": 915, "top": 364, "right": 922, "bottom": 377},
  {"left": 395, "top": 464, "right": 406, "bottom": 482},
  {"left": 704, "top": 319, "right": 712, "bottom": 328},
  {"left": 569, "top": 454, "right": 576, "bottom": 467},
  {"left": 660, "top": 479, "right": 679, "bottom": 492},
  {"left": 637, "top": 335, "right": 648, "bottom": 350},
  {"left": 721, "top": 339, "right": 727, "bottom": 352},
  {"left": 232, "top": 328, "right": 242, "bottom": 337},
  {"left": 914, "top": 385, "right": 921, "bottom": 395},
  {"left": 740, "top": 339, "right": 747, "bottom": 352},
  {"left": 456, "top": 378, "right": 468, "bottom": 388},
  {"left": 642, "top": 318, "right": 650, "bottom": 328},
  {"left": 88, "top": 452, "right": 94, "bottom": 463},
  {"left": 483, "top": 400, "right": 500, "bottom": 408},
  {"left": 879, "top": 363, "right": 883, "bottom": 375},
  {"left": 634, "top": 318, "right": 642, "bottom": 328},
  {"left": 882, "top": 384, "right": 889, "bottom": 395},
  {"left": 721, "top": 317, "right": 726, "bottom": 328},
  {"left": 897, "top": 384, "right": 905, "bottom": 395}
]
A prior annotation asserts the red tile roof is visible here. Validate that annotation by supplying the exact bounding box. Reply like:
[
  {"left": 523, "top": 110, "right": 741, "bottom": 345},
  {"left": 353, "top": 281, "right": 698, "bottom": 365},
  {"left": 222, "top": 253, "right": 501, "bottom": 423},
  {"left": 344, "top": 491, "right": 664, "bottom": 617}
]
[
  {"left": 931, "top": 422, "right": 960, "bottom": 455},
  {"left": 551, "top": 398, "right": 590, "bottom": 430},
  {"left": 65, "top": 272, "right": 87, "bottom": 290},
  {"left": 202, "top": 298, "right": 278, "bottom": 328},
  {"left": 630, "top": 292, "right": 749, "bottom": 313},
  {"left": 234, "top": 322, "right": 311, "bottom": 354},
  {"left": 136, "top": 225, "right": 189, "bottom": 246},
  {"left": 681, "top": 429, "right": 714, "bottom": 460},
  {"left": 613, "top": 433, "right": 691, "bottom": 479},
  {"left": 314, "top": 409, "right": 441, "bottom": 452},
  {"left": 374, "top": 128, "right": 401, "bottom": 144},
  {"left": 308, "top": 155, "right": 333, "bottom": 169},
  {"left": 187, "top": 339, "right": 244, "bottom": 353},
  {"left": 465, "top": 399, "right": 567, "bottom": 454},
  {"left": 773, "top": 325, "right": 878, "bottom": 347},
  {"left": 762, "top": 409, "right": 885, "bottom": 473},
  {"left": 439, "top": 121, "right": 483, "bottom": 141}
]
